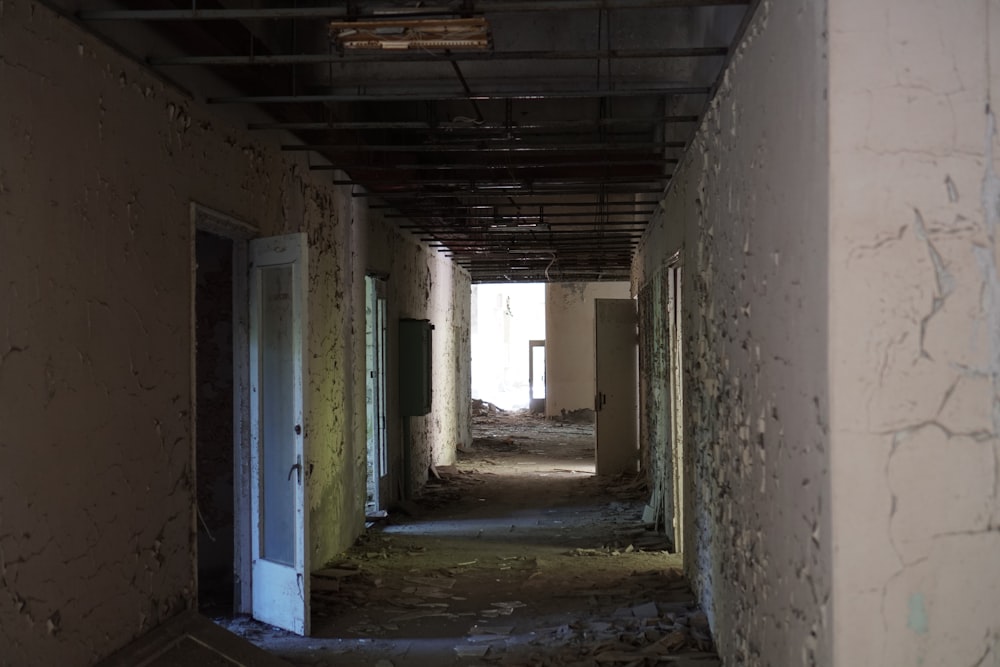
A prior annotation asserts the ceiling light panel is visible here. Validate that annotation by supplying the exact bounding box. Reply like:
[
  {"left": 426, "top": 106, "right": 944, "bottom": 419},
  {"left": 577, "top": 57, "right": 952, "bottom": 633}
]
[{"left": 330, "top": 17, "right": 492, "bottom": 51}]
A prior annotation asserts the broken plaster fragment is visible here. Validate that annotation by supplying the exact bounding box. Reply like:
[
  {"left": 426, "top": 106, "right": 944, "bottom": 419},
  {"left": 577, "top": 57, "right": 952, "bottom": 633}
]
[
  {"left": 46, "top": 611, "right": 60, "bottom": 636},
  {"left": 631, "top": 601, "right": 659, "bottom": 618},
  {"left": 455, "top": 644, "right": 491, "bottom": 657},
  {"left": 403, "top": 576, "right": 456, "bottom": 589},
  {"left": 491, "top": 601, "right": 526, "bottom": 611},
  {"left": 470, "top": 624, "right": 514, "bottom": 637}
]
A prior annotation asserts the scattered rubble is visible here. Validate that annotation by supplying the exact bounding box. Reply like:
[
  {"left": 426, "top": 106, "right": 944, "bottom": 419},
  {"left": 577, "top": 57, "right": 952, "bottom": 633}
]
[
  {"left": 471, "top": 397, "right": 506, "bottom": 417},
  {"left": 559, "top": 407, "right": 597, "bottom": 424},
  {"left": 220, "top": 410, "right": 717, "bottom": 667}
]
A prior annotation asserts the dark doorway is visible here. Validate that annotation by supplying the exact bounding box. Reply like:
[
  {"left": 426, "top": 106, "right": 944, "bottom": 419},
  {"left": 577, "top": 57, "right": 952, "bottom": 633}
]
[{"left": 195, "top": 230, "right": 235, "bottom": 615}]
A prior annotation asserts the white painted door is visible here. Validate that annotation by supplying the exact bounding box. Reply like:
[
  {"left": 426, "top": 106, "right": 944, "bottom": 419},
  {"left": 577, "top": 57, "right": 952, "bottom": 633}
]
[
  {"left": 365, "top": 276, "right": 389, "bottom": 512},
  {"left": 666, "top": 266, "right": 685, "bottom": 554},
  {"left": 249, "top": 233, "right": 309, "bottom": 635},
  {"left": 595, "top": 298, "right": 639, "bottom": 476}
]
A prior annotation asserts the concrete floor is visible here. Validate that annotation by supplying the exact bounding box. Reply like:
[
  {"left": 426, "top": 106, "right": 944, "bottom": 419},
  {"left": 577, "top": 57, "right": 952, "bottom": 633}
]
[{"left": 214, "top": 413, "right": 719, "bottom": 666}]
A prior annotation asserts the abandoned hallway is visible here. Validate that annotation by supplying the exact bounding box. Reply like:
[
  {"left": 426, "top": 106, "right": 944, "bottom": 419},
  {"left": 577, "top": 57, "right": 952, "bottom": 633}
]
[
  {"left": 3, "top": 0, "right": 1000, "bottom": 666},
  {"left": 221, "top": 411, "right": 718, "bottom": 666}
]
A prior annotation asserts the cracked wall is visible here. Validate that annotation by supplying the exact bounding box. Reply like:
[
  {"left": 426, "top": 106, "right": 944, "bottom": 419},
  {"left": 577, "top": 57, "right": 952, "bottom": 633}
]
[
  {"left": 828, "top": 1, "right": 1000, "bottom": 664},
  {"left": 361, "top": 203, "right": 472, "bottom": 502},
  {"left": 632, "top": 1, "right": 830, "bottom": 664},
  {"left": 545, "top": 282, "right": 631, "bottom": 418},
  {"left": 0, "top": 1, "right": 470, "bottom": 663},
  {"left": 637, "top": 270, "right": 676, "bottom": 545}
]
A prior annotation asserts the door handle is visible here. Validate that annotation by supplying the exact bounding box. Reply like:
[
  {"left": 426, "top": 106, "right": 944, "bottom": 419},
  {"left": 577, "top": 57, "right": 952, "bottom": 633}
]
[{"left": 287, "top": 455, "right": 302, "bottom": 484}]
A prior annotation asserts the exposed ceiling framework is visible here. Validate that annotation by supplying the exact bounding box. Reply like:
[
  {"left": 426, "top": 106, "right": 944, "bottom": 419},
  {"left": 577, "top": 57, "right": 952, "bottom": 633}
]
[{"left": 65, "top": 0, "right": 756, "bottom": 282}]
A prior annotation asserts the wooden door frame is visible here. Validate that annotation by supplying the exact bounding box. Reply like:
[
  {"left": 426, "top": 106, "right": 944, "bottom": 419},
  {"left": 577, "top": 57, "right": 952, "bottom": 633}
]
[
  {"left": 365, "top": 274, "right": 390, "bottom": 512},
  {"left": 528, "top": 339, "right": 546, "bottom": 414},
  {"left": 190, "top": 202, "right": 257, "bottom": 615}
]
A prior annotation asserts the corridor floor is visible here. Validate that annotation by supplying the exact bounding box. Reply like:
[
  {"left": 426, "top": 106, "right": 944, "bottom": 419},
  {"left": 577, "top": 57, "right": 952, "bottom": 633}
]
[{"left": 219, "top": 412, "right": 720, "bottom": 666}]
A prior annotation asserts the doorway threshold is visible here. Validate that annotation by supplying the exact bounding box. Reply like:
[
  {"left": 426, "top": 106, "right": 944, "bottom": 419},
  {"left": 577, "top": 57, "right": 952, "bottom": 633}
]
[{"left": 95, "top": 611, "right": 294, "bottom": 667}]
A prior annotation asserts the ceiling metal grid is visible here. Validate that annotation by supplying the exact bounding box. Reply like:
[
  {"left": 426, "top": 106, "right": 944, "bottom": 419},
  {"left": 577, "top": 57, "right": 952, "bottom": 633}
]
[{"left": 68, "top": 0, "right": 756, "bottom": 282}]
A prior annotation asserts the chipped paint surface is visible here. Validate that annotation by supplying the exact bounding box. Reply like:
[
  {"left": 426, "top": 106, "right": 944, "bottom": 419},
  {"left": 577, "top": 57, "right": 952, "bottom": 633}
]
[
  {"left": 829, "top": 1, "right": 1000, "bottom": 664},
  {"left": 0, "top": 2, "right": 471, "bottom": 663},
  {"left": 636, "top": 270, "right": 678, "bottom": 546},
  {"left": 361, "top": 203, "right": 472, "bottom": 501},
  {"left": 544, "top": 282, "right": 630, "bottom": 417},
  {"left": 633, "top": 1, "right": 830, "bottom": 664}
]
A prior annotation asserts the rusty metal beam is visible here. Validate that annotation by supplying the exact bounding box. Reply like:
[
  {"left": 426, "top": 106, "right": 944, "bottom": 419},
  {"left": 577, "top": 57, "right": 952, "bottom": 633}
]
[
  {"left": 390, "top": 209, "right": 656, "bottom": 224},
  {"left": 330, "top": 176, "right": 667, "bottom": 186},
  {"left": 81, "top": 1, "right": 749, "bottom": 21},
  {"left": 248, "top": 116, "right": 700, "bottom": 131},
  {"left": 370, "top": 200, "right": 655, "bottom": 209},
  {"left": 326, "top": 160, "right": 673, "bottom": 171},
  {"left": 153, "top": 47, "right": 727, "bottom": 67},
  {"left": 286, "top": 141, "right": 684, "bottom": 152},
  {"left": 397, "top": 222, "right": 647, "bottom": 231},
  {"left": 352, "top": 188, "right": 665, "bottom": 198},
  {"left": 209, "top": 86, "right": 709, "bottom": 104},
  {"left": 419, "top": 235, "right": 644, "bottom": 242}
]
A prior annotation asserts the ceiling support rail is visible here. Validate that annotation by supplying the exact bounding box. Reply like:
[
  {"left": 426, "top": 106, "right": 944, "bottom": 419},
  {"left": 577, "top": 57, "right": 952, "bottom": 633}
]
[
  {"left": 152, "top": 48, "right": 727, "bottom": 67},
  {"left": 284, "top": 142, "right": 685, "bottom": 152},
  {"left": 80, "top": 1, "right": 749, "bottom": 22},
  {"left": 248, "top": 116, "right": 700, "bottom": 131},
  {"left": 350, "top": 188, "right": 665, "bottom": 198},
  {"left": 208, "top": 86, "right": 710, "bottom": 104}
]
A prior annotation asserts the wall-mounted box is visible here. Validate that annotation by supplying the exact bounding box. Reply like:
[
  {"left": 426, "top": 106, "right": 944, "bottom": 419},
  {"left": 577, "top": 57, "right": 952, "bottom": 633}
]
[{"left": 399, "top": 318, "right": 433, "bottom": 416}]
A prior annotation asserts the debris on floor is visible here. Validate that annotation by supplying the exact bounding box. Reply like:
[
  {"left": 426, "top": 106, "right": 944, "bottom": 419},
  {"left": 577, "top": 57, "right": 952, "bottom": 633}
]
[
  {"left": 217, "top": 411, "right": 719, "bottom": 667},
  {"left": 558, "top": 407, "right": 597, "bottom": 424},
  {"left": 471, "top": 397, "right": 505, "bottom": 417}
]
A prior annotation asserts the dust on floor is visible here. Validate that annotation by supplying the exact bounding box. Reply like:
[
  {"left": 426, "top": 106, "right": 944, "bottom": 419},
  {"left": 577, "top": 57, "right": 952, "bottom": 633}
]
[{"left": 217, "top": 411, "right": 719, "bottom": 666}]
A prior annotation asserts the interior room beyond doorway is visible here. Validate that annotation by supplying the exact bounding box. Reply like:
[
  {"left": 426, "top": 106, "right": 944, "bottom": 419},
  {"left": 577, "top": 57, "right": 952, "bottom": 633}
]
[{"left": 471, "top": 283, "right": 545, "bottom": 412}]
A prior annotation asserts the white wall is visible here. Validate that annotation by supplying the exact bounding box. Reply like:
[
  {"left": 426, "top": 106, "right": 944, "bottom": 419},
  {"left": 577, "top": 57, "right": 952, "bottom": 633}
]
[
  {"left": 545, "top": 282, "right": 631, "bottom": 417},
  {"left": 828, "top": 1, "right": 1000, "bottom": 663},
  {"left": 633, "top": 2, "right": 830, "bottom": 664}
]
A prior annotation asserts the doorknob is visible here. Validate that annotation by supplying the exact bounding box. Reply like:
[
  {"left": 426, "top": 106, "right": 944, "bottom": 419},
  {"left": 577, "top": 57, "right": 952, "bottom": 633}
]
[{"left": 287, "top": 455, "right": 302, "bottom": 484}]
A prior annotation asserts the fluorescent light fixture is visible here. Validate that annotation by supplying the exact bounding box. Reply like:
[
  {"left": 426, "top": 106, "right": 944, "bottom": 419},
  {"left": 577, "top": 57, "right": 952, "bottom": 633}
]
[{"left": 330, "top": 17, "right": 492, "bottom": 51}]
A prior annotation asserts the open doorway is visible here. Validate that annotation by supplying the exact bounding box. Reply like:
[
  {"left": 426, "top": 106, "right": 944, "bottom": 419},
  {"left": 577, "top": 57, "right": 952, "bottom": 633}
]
[
  {"left": 528, "top": 339, "right": 546, "bottom": 414},
  {"left": 192, "top": 204, "right": 255, "bottom": 619},
  {"left": 666, "top": 265, "right": 686, "bottom": 553},
  {"left": 193, "top": 213, "right": 311, "bottom": 634},
  {"left": 470, "top": 282, "right": 596, "bottom": 475},
  {"left": 365, "top": 275, "right": 389, "bottom": 514},
  {"left": 194, "top": 230, "right": 236, "bottom": 615},
  {"left": 470, "top": 283, "right": 545, "bottom": 411}
]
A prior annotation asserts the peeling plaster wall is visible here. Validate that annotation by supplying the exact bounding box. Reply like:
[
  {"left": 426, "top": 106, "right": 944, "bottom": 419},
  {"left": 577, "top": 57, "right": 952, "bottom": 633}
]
[
  {"left": 0, "top": 2, "right": 469, "bottom": 662},
  {"left": 636, "top": 271, "right": 674, "bottom": 543},
  {"left": 544, "top": 282, "right": 630, "bottom": 417},
  {"left": 828, "top": 1, "right": 1000, "bottom": 664},
  {"left": 302, "top": 175, "right": 367, "bottom": 570},
  {"left": 632, "top": 1, "right": 830, "bottom": 664},
  {"left": 362, "top": 204, "right": 472, "bottom": 500}
]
